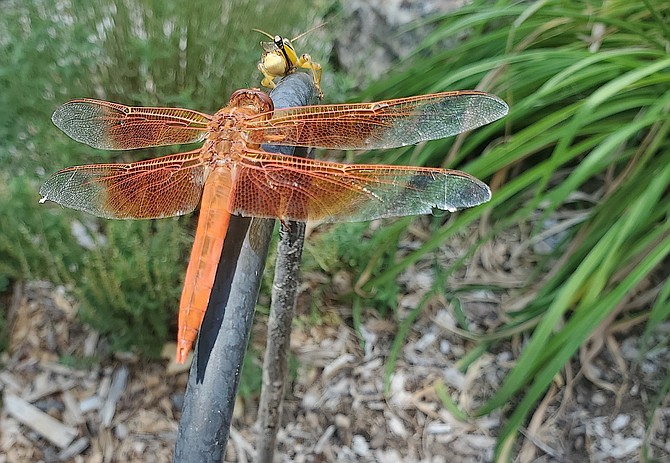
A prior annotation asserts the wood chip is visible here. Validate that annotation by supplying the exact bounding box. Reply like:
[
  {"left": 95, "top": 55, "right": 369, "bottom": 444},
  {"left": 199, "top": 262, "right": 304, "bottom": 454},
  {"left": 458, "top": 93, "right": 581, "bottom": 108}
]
[
  {"left": 79, "top": 395, "right": 103, "bottom": 413},
  {"left": 62, "top": 390, "right": 84, "bottom": 425},
  {"left": 24, "top": 379, "right": 76, "bottom": 403},
  {"left": 0, "top": 370, "right": 24, "bottom": 393},
  {"left": 41, "top": 362, "right": 77, "bottom": 377},
  {"left": 57, "top": 437, "right": 89, "bottom": 461},
  {"left": 313, "top": 425, "right": 335, "bottom": 454},
  {"left": 83, "top": 332, "right": 99, "bottom": 357},
  {"left": 101, "top": 367, "right": 128, "bottom": 427},
  {"left": 3, "top": 393, "right": 77, "bottom": 449},
  {"left": 162, "top": 343, "right": 191, "bottom": 375}
]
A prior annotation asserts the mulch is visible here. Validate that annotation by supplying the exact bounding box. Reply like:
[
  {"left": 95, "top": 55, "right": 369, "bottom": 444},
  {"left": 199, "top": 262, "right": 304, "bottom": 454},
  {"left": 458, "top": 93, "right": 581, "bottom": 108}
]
[{"left": 2, "top": 220, "right": 669, "bottom": 462}]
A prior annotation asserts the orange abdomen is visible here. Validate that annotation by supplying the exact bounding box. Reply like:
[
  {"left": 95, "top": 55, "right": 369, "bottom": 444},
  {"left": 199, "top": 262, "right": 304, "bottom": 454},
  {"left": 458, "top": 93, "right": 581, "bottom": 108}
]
[{"left": 176, "top": 169, "right": 232, "bottom": 363}]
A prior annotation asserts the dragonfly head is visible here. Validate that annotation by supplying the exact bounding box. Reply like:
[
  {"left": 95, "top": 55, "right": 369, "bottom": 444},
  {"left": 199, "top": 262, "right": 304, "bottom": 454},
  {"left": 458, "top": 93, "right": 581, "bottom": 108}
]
[{"left": 228, "top": 89, "right": 273, "bottom": 114}]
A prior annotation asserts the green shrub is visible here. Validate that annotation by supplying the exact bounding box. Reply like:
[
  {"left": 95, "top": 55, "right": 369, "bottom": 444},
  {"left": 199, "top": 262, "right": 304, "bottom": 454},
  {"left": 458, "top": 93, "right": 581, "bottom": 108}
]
[{"left": 76, "top": 219, "right": 189, "bottom": 357}]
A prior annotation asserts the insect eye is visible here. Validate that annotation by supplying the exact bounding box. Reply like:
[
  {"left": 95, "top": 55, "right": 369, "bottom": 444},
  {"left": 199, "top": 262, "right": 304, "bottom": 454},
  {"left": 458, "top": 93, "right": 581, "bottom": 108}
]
[{"left": 274, "top": 36, "right": 283, "bottom": 47}]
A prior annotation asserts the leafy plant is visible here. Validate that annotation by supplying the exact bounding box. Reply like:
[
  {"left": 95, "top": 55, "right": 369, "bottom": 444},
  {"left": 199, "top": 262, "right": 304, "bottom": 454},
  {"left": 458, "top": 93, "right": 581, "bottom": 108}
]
[
  {"left": 303, "top": 219, "right": 408, "bottom": 314},
  {"left": 348, "top": 0, "right": 670, "bottom": 457},
  {"left": 0, "top": 175, "right": 82, "bottom": 286},
  {"left": 76, "top": 219, "right": 188, "bottom": 357}
]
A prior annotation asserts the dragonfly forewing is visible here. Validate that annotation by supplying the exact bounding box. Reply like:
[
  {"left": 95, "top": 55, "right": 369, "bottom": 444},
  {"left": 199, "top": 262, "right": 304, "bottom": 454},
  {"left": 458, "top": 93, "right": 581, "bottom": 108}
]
[
  {"left": 247, "top": 91, "right": 509, "bottom": 150},
  {"left": 52, "top": 99, "right": 210, "bottom": 150}
]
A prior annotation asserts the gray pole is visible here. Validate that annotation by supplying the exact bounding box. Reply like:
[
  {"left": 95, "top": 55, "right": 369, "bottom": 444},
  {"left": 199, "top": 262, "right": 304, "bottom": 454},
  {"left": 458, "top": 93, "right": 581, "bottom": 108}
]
[{"left": 173, "top": 72, "right": 318, "bottom": 463}]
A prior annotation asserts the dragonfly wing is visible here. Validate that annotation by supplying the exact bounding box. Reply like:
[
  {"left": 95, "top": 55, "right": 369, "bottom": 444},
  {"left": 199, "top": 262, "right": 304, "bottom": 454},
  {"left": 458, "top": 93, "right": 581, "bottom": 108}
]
[
  {"left": 52, "top": 99, "right": 211, "bottom": 150},
  {"left": 246, "top": 91, "right": 508, "bottom": 150},
  {"left": 229, "top": 150, "right": 490, "bottom": 223},
  {"left": 40, "top": 150, "right": 207, "bottom": 219}
]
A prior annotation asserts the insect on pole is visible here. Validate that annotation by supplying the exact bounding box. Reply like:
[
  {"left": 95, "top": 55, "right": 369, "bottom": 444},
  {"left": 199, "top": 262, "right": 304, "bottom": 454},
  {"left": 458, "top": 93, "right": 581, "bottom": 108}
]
[
  {"left": 40, "top": 59, "right": 508, "bottom": 462},
  {"left": 173, "top": 72, "right": 319, "bottom": 463}
]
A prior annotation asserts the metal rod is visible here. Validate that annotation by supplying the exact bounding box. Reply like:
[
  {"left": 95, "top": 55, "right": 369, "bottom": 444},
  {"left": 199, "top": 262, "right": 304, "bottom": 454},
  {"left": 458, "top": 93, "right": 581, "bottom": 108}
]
[
  {"left": 174, "top": 72, "right": 317, "bottom": 463},
  {"left": 255, "top": 73, "right": 317, "bottom": 462}
]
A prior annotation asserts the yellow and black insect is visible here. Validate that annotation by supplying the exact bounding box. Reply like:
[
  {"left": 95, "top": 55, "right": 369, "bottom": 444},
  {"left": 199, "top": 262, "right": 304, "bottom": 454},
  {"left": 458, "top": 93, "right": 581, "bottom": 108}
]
[{"left": 253, "top": 26, "right": 324, "bottom": 99}]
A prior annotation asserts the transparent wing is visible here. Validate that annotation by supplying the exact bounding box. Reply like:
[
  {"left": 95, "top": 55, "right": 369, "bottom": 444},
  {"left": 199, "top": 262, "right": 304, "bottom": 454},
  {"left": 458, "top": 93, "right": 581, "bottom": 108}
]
[
  {"left": 52, "top": 99, "right": 211, "bottom": 150},
  {"left": 229, "top": 150, "right": 490, "bottom": 222},
  {"left": 244, "top": 91, "right": 508, "bottom": 150},
  {"left": 40, "top": 150, "right": 207, "bottom": 219}
]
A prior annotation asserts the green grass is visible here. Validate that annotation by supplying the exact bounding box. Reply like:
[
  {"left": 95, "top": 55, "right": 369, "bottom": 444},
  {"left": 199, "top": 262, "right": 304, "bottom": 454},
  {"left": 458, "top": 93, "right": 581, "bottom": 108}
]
[{"left": 338, "top": 0, "right": 670, "bottom": 458}]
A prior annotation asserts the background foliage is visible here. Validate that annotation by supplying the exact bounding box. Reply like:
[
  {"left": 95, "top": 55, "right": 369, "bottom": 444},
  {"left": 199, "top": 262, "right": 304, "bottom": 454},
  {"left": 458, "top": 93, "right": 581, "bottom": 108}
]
[{"left": 351, "top": 0, "right": 670, "bottom": 457}]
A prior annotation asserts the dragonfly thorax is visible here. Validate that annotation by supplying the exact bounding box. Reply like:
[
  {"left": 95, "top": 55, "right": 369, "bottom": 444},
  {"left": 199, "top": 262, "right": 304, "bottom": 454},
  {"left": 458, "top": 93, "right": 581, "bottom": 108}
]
[
  {"left": 203, "top": 105, "right": 265, "bottom": 165},
  {"left": 203, "top": 121, "right": 243, "bottom": 161}
]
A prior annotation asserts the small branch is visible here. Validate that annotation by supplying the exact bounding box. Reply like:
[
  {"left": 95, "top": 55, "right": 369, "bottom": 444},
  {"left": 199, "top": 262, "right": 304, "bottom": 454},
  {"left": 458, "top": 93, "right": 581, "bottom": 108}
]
[{"left": 255, "top": 222, "right": 308, "bottom": 462}]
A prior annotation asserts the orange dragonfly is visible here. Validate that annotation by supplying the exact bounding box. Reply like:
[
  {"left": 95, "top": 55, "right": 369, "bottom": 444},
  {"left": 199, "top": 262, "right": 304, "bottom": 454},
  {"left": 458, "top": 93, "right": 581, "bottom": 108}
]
[{"left": 39, "top": 88, "right": 508, "bottom": 364}]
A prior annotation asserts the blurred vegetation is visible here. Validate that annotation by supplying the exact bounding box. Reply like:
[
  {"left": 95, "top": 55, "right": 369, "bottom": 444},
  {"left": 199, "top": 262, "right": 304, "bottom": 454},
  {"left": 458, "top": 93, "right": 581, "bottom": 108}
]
[
  {"left": 2, "top": 0, "right": 669, "bottom": 457},
  {"left": 339, "top": 0, "right": 669, "bottom": 458},
  {"left": 0, "top": 0, "right": 330, "bottom": 358}
]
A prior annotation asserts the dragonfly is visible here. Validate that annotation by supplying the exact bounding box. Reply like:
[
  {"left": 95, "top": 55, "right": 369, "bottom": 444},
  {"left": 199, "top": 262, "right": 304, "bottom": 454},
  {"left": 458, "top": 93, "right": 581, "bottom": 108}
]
[
  {"left": 254, "top": 27, "right": 324, "bottom": 98},
  {"left": 40, "top": 88, "right": 508, "bottom": 363}
]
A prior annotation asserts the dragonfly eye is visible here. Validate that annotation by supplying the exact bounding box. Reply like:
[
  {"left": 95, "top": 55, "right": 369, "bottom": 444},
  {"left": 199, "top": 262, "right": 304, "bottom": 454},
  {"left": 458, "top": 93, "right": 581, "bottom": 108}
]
[{"left": 228, "top": 89, "right": 274, "bottom": 114}]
